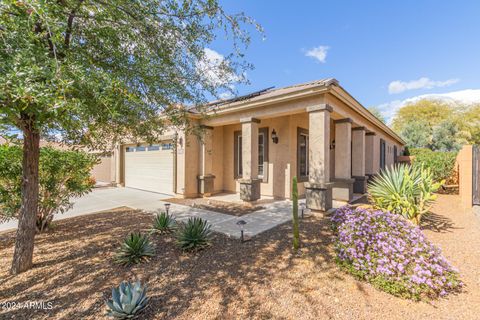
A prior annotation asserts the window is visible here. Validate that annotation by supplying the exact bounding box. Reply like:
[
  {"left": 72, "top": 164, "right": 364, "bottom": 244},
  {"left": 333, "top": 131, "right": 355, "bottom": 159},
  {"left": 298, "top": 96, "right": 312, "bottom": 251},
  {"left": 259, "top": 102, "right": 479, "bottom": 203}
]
[
  {"left": 126, "top": 147, "right": 135, "bottom": 152},
  {"left": 148, "top": 145, "right": 160, "bottom": 151},
  {"left": 234, "top": 127, "right": 268, "bottom": 181},
  {"left": 380, "top": 139, "right": 386, "bottom": 169},
  {"left": 297, "top": 128, "right": 309, "bottom": 182},
  {"left": 136, "top": 146, "right": 146, "bottom": 152}
]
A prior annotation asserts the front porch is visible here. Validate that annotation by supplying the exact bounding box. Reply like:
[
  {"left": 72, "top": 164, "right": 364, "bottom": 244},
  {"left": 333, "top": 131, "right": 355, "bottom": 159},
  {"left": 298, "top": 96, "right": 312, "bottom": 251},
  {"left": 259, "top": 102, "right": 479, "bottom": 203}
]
[{"left": 195, "top": 100, "right": 382, "bottom": 211}]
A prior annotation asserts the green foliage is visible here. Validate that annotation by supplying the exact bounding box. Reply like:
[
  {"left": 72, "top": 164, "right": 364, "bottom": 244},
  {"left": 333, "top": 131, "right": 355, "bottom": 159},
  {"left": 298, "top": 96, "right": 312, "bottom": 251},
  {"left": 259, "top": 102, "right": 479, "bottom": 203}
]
[
  {"left": 292, "top": 176, "right": 300, "bottom": 251},
  {"left": 152, "top": 211, "right": 176, "bottom": 234},
  {"left": 0, "top": 0, "right": 260, "bottom": 146},
  {"left": 393, "top": 99, "right": 480, "bottom": 149},
  {"left": 368, "top": 164, "right": 442, "bottom": 224},
  {"left": 176, "top": 217, "right": 212, "bottom": 251},
  {"left": 409, "top": 148, "right": 457, "bottom": 182},
  {"left": 115, "top": 233, "right": 155, "bottom": 266},
  {"left": 400, "top": 119, "right": 431, "bottom": 149},
  {"left": 105, "top": 281, "right": 148, "bottom": 319},
  {"left": 0, "top": 145, "right": 96, "bottom": 231},
  {"left": 367, "top": 106, "right": 386, "bottom": 124}
]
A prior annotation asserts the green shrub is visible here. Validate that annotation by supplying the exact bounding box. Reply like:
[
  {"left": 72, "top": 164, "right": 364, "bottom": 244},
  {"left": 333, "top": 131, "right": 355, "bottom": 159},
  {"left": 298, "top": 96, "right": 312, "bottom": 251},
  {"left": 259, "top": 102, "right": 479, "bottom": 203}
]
[
  {"left": 368, "top": 164, "right": 442, "bottom": 224},
  {"left": 0, "top": 145, "right": 96, "bottom": 231},
  {"left": 152, "top": 211, "right": 176, "bottom": 234},
  {"left": 115, "top": 232, "right": 155, "bottom": 266},
  {"left": 409, "top": 148, "right": 457, "bottom": 183},
  {"left": 176, "top": 217, "right": 212, "bottom": 251},
  {"left": 105, "top": 281, "right": 149, "bottom": 319}
]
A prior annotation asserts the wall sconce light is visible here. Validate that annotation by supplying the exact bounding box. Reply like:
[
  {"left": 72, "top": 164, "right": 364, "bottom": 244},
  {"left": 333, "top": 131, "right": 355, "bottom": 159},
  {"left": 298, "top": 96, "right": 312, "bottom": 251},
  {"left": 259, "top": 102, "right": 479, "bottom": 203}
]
[
  {"left": 271, "top": 129, "right": 279, "bottom": 144},
  {"left": 178, "top": 136, "right": 183, "bottom": 148},
  {"left": 330, "top": 139, "right": 335, "bottom": 150}
]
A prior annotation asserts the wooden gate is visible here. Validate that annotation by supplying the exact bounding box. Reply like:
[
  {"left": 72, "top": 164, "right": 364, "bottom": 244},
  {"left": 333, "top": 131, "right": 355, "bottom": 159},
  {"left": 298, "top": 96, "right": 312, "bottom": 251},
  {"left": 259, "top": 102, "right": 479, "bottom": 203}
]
[{"left": 474, "top": 145, "right": 480, "bottom": 206}]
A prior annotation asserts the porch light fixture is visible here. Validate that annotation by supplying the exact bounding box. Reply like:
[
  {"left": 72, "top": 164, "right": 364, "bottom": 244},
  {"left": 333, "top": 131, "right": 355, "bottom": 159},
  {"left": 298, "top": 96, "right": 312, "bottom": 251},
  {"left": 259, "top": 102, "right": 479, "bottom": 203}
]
[
  {"left": 164, "top": 203, "right": 171, "bottom": 214},
  {"left": 300, "top": 202, "right": 306, "bottom": 219},
  {"left": 236, "top": 220, "right": 247, "bottom": 242},
  {"left": 271, "top": 129, "right": 279, "bottom": 144},
  {"left": 330, "top": 139, "right": 335, "bottom": 150}
]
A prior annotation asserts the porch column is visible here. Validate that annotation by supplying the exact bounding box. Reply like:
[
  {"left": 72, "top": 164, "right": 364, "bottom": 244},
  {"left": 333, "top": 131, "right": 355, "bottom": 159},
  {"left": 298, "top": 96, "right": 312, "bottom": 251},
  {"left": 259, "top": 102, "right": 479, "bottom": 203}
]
[
  {"left": 352, "top": 127, "right": 367, "bottom": 193},
  {"left": 239, "top": 117, "right": 261, "bottom": 202},
  {"left": 333, "top": 118, "right": 354, "bottom": 201},
  {"left": 114, "top": 143, "right": 123, "bottom": 187},
  {"left": 365, "top": 132, "right": 376, "bottom": 180},
  {"left": 197, "top": 125, "right": 215, "bottom": 197},
  {"left": 304, "top": 104, "right": 333, "bottom": 211}
]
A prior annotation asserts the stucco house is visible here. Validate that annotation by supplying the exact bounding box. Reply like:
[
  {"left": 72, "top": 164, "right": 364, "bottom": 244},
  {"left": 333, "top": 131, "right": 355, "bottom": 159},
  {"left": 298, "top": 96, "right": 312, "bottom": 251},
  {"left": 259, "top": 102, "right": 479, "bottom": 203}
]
[{"left": 109, "top": 79, "right": 405, "bottom": 211}]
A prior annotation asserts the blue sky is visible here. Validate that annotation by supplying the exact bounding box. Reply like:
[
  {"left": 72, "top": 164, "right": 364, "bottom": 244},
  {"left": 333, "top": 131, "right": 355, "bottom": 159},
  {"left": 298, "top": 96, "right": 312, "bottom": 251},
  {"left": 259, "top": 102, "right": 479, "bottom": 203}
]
[{"left": 212, "top": 1, "right": 480, "bottom": 121}]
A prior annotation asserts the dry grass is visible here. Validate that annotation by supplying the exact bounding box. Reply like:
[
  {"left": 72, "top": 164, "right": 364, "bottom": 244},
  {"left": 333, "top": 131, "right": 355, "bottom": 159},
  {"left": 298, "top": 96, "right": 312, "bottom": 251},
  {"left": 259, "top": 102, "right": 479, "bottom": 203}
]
[{"left": 1, "top": 195, "right": 479, "bottom": 319}]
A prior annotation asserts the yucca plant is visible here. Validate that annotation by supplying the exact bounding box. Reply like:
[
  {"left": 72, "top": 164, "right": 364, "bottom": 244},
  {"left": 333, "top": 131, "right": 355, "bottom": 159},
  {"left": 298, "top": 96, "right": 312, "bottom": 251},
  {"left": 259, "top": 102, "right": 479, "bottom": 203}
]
[
  {"left": 115, "top": 233, "right": 155, "bottom": 266},
  {"left": 176, "top": 217, "right": 212, "bottom": 251},
  {"left": 152, "top": 211, "right": 176, "bottom": 234},
  {"left": 105, "top": 281, "right": 148, "bottom": 319},
  {"left": 368, "top": 164, "right": 442, "bottom": 225}
]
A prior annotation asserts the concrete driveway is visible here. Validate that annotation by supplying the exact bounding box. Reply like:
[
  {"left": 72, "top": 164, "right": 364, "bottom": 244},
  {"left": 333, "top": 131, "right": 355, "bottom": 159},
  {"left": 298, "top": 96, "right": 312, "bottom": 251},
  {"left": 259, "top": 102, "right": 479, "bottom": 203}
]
[{"left": 0, "top": 187, "right": 299, "bottom": 238}]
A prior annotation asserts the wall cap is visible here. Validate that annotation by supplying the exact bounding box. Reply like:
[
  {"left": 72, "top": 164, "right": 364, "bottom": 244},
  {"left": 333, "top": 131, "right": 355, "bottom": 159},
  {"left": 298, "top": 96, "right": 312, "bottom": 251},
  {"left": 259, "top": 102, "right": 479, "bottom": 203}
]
[{"left": 306, "top": 104, "right": 333, "bottom": 113}]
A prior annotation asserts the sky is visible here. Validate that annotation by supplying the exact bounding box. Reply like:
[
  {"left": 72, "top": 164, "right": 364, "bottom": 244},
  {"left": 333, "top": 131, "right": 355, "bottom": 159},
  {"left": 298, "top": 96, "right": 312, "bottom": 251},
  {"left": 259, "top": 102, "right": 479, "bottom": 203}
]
[{"left": 210, "top": 0, "right": 480, "bottom": 123}]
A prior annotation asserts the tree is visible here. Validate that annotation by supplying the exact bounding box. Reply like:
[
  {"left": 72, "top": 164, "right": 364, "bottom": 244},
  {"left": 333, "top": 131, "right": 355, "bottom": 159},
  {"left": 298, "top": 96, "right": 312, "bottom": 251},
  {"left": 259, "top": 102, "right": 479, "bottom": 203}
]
[
  {"left": 1, "top": 0, "right": 259, "bottom": 274},
  {"left": 391, "top": 99, "right": 454, "bottom": 133},
  {"left": 400, "top": 119, "right": 431, "bottom": 149},
  {"left": 367, "top": 106, "right": 386, "bottom": 124},
  {"left": 431, "top": 120, "right": 464, "bottom": 152},
  {"left": 0, "top": 145, "right": 96, "bottom": 231}
]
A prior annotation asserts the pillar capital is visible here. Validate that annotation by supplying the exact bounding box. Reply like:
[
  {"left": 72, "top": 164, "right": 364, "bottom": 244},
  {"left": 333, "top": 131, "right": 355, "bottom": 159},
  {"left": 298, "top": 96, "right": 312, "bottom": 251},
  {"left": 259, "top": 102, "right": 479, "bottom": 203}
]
[
  {"left": 199, "top": 124, "right": 214, "bottom": 130},
  {"left": 334, "top": 118, "right": 353, "bottom": 124},
  {"left": 366, "top": 132, "right": 376, "bottom": 136},
  {"left": 306, "top": 104, "right": 333, "bottom": 113},
  {"left": 352, "top": 126, "right": 366, "bottom": 131},
  {"left": 240, "top": 117, "right": 261, "bottom": 124}
]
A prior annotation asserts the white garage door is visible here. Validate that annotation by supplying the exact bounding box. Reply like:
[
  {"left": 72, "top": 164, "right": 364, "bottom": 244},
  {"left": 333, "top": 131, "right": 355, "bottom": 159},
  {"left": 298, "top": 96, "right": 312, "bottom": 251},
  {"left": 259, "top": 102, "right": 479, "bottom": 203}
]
[{"left": 124, "top": 143, "right": 174, "bottom": 194}]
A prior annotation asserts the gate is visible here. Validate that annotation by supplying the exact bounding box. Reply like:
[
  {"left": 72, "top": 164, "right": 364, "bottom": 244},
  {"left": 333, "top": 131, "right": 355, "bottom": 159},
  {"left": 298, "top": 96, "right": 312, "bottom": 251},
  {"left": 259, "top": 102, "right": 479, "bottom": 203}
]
[{"left": 474, "top": 145, "right": 480, "bottom": 205}]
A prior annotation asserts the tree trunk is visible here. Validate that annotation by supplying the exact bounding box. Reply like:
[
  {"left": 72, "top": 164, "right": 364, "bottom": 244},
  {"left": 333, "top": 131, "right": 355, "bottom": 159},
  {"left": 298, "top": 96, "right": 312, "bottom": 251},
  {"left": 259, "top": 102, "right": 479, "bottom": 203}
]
[{"left": 10, "top": 121, "right": 40, "bottom": 275}]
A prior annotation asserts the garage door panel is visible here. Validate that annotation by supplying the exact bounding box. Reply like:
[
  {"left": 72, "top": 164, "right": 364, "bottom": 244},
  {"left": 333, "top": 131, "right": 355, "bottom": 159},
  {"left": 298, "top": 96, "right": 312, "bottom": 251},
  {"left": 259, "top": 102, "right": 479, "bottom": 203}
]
[{"left": 124, "top": 145, "right": 173, "bottom": 194}]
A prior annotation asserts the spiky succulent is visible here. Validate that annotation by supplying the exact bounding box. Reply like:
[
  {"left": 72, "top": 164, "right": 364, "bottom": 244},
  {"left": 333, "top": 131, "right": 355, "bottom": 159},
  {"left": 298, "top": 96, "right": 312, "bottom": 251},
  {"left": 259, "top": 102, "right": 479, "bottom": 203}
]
[
  {"left": 176, "top": 217, "right": 212, "bottom": 251},
  {"left": 106, "top": 281, "right": 148, "bottom": 319},
  {"left": 152, "top": 211, "right": 176, "bottom": 234},
  {"left": 115, "top": 232, "right": 154, "bottom": 266}
]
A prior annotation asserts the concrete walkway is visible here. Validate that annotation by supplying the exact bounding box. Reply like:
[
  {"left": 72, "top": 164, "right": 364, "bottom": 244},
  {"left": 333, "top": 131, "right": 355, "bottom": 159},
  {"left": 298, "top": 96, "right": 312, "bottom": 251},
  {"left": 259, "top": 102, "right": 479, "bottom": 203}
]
[{"left": 0, "top": 188, "right": 300, "bottom": 239}]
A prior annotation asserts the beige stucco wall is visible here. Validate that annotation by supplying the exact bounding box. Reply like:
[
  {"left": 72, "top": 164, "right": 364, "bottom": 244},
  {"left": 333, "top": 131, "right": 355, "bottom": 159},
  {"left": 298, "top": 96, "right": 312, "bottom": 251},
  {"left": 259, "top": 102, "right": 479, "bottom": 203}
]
[
  {"left": 90, "top": 154, "right": 114, "bottom": 183},
  {"left": 457, "top": 145, "right": 473, "bottom": 208}
]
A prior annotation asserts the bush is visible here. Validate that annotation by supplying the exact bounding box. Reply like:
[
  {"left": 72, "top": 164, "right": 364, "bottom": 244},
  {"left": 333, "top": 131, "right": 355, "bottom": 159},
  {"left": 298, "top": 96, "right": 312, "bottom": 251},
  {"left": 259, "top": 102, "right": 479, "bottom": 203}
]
[
  {"left": 176, "top": 217, "right": 212, "bottom": 251},
  {"left": 115, "top": 232, "right": 155, "bottom": 266},
  {"left": 409, "top": 148, "right": 457, "bottom": 183},
  {"left": 152, "top": 211, "right": 176, "bottom": 234},
  {"left": 368, "top": 164, "right": 441, "bottom": 224},
  {"left": 105, "top": 281, "right": 149, "bottom": 319},
  {"left": 0, "top": 145, "right": 96, "bottom": 231},
  {"left": 331, "top": 206, "right": 462, "bottom": 300}
]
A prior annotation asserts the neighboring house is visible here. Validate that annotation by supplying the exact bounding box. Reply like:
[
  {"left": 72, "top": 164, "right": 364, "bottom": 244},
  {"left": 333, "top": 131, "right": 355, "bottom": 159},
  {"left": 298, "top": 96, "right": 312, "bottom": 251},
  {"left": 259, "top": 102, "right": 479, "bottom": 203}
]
[{"left": 112, "top": 79, "right": 405, "bottom": 210}]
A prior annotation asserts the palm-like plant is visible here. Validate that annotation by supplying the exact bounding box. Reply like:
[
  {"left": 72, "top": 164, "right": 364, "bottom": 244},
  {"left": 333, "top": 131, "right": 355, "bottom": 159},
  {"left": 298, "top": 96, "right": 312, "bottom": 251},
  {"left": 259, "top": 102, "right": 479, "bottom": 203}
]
[
  {"left": 176, "top": 217, "right": 212, "bottom": 251},
  {"left": 368, "top": 164, "right": 442, "bottom": 224},
  {"left": 105, "top": 281, "right": 148, "bottom": 319},
  {"left": 115, "top": 232, "right": 155, "bottom": 266},
  {"left": 152, "top": 211, "right": 176, "bottom": 234}
]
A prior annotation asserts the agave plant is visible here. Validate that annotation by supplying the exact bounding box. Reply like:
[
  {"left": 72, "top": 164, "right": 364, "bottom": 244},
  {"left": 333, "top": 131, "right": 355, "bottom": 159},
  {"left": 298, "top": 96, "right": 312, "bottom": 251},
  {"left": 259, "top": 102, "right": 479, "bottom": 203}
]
[
  {"left": 176, "top": 217, "right": 212, "bottom": 251},
  {"left": 368, "top": 164, "right": 442, "bottom": 224},
  {"left": 152, "top": 211, "right": 176, "bottom": 234},
  {"left": 115, "top": 232, "right": 155, "bottom": 266},
  {"left": 105, "top": 281, "right": 148, "bottom": 319}
]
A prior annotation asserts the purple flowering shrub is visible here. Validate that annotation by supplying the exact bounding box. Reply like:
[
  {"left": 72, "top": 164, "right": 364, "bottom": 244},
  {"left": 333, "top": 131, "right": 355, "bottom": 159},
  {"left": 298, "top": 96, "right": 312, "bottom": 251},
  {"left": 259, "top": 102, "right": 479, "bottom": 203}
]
[{"left": 331, "top": 206, "right": 462, "bottom": 300}]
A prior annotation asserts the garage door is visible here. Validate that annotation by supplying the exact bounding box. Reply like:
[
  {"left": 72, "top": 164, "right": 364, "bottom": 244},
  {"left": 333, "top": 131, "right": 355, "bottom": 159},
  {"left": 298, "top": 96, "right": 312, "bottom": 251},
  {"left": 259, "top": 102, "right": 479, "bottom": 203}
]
[{"left": 124, "top": 142, "right": 174, "bottom": 194}]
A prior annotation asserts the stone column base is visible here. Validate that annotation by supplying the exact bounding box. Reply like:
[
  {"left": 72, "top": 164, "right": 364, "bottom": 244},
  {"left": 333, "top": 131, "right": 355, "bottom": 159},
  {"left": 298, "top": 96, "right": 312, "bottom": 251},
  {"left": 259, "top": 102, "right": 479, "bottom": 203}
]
[
  {"left": 197, "top": 174, "right": 215, "bottom": 197},
  {"left": 239, "top": 179, "right": 261, "bottom": 202},
  {"left": 332, "top": 178, "right": 355, "bottom": 202},
  {"left": 304, "top": 182, "right": 333, "bottom": 211},
  {"left": 353, "top": 175, "right": 368, "bottom": 194}
]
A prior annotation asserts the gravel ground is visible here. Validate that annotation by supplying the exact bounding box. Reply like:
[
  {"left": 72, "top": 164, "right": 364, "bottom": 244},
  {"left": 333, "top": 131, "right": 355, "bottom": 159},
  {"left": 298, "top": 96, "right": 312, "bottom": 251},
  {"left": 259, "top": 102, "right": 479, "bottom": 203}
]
[{"left": 0, "top": 194, "right": 479, "bottom": 319}]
